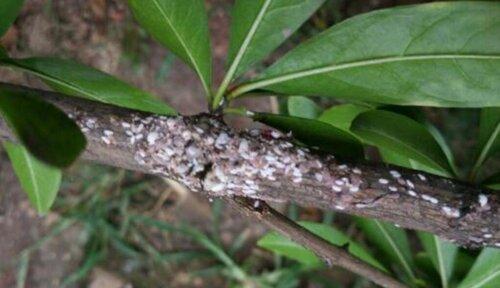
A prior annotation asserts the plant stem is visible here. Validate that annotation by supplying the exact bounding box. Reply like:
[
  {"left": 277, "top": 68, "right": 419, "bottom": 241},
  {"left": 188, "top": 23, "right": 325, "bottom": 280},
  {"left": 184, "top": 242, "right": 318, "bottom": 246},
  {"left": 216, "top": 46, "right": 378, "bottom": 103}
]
[
  {"left": 212, "top": 79, "right": 230, "bottom": 112},
  {"left": 227, "top": 197, "right": 407, "bottom": 288},
  {"left": 223, "top": 107, "right": 252, "bottom": 117},
  {"left": 1, "top": 83, "right": 498, "bottom": 248}
]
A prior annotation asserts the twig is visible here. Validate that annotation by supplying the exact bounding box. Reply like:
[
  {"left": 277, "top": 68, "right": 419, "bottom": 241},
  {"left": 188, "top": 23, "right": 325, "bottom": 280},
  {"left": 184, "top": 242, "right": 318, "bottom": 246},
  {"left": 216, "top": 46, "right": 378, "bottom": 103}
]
[
  {"left": 226, "top": 197, "right": 407, "bottom": 288},
  {"left": 0, "top": 83, "right": 498, "bottom": 248}
]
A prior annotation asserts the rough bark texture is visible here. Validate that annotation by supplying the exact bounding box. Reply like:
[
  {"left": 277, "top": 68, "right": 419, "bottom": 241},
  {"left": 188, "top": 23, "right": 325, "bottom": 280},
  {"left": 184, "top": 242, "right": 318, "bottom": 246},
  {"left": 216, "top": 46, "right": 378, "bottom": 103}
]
[{"left": 0, "top": 83, "right": 499, "bottom": 248}]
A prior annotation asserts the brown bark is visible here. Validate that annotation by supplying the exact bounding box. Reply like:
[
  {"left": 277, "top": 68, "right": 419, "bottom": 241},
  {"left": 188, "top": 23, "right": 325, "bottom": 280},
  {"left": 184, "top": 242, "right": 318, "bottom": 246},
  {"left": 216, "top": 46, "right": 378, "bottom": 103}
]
[{"left": 0, "top": 83, "right": 498, "bottom": 248}]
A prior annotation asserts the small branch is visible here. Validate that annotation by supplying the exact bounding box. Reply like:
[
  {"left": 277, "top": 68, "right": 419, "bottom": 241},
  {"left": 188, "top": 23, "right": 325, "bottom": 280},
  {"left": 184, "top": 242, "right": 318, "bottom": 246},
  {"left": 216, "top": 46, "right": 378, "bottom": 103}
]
[
  {"left": 0, "top": 83, "right": 498, "bottom": 248},
  {"left": 226, "top": 197, "right": 407, "bottom": 288}
]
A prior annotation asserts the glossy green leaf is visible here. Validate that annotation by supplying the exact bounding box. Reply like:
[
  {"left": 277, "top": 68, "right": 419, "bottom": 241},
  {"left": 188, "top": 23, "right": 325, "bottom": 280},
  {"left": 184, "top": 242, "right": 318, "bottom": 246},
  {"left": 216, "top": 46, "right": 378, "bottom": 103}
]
[
  {"left": 287, "top": 96, "right": 321, "bottom": 119},
  {"left": 0, "top": 84, "right": 86, "bottom": 167},
  {"left": 3, "top": 142, "right": 61, "bottom": 213},
  {"left": 0, "top": 57, "right": 176, "bottom": 115},
  {"left": 318, "top": 104, "right": 371, "bottom": 131},
  {"left": 375, "top": 106, "right": 458, "bottom": 176},
  {"left": 259, "top": 232, "right": 319, "bottom": 267},
  {"left": 223, "top": 0, "right": 324, "bottom": 81},
  {"left": 257, "top": 221, "right": 386, "bottom": 271},
  {"left": 351, "top": 110, "right": 452, "bottom": 176},
  {"left": 128, "top": 0, "right": 212, "bottom": 95},
  {"left": 471, "top": 108, "right": 500, "bottom": 178},
  {"left": 458, "top": 248, "right": 500, "bottom": 288},
  {"left": 232, "top": 2, "right": 500, "bottom": 107},
  {"left": 355, "top": 218, "right": 415, "bottom": 281},
  {"left": 418, "top": 232, "right": 458, "bottom": 288},
  {"left": 253, "top": 113, "right": 364, "bottom": 158},
  {"left": 0, "top": 0, "right": 24, "bottom": 37},
  {"left": 379, "top": 105, "right": 458, "bottom": 176}
]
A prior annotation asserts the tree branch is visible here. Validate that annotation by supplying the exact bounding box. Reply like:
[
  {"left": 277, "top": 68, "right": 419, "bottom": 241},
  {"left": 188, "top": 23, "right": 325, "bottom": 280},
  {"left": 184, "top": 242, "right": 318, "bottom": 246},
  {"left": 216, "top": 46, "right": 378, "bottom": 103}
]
[
  {"left": 0, "top": 83, "right": 498, "bottom": 248},
  {"left": 227, "top": 197, "right": 407, "bottom": 288}
]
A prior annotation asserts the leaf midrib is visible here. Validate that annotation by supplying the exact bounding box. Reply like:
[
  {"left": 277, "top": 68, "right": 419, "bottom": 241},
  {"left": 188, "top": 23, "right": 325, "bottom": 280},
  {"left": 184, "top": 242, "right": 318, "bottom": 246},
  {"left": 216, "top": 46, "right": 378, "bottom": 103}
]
[
  {"left": 374, "top": 220, "right": 415, "bottom": 279},
  {"left": 228, "top": 0, "right": 271, "bottom": 79},
  {"left": 23, "top": 148, "right": 42, "bottom": 212},
  {"left": 465, "top": 266, "right": 500, "bottom": 288},
  {"left": 215, "top": 0, "right": 272, "bottom": 102},
  {"left": 354, "top": 125, "right": 449, "bottom": 174},
  {"left": 2, "top": 61, "right": 110, "bottom": 104},
  {"left": 435, "top": 236, "right": 448, "bottom": 288},
  {"left": 229, "top": 54, "right": 500, "bottom": 98},
  {"left": 1, "top": 60, "right": 176, "bottom": 115},
  {"left": 151, "top": 0, "right": 210, "bottom": 95}
]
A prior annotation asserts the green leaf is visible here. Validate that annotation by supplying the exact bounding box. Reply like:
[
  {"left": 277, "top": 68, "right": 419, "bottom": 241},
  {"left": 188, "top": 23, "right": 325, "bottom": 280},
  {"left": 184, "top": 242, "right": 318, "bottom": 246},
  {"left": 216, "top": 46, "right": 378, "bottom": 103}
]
[
  {"left": 379, "top": 106, "right": 459, "bottom": 176},
  {"left": 253, "top": 113, "right": 364, "bottom": 158},
  {"left": 374, "top": 106, "right": 458, "bottom": 176},
  {"left": 426, "top": 124, "right": 459, "bottom": 177},
  {"left": 0, "top": 57, "right": 176, "bottom": 115},
  {"left": 478, "top": 108, "right": 500, "bottom": 159},
  {"left": 231, "top": 2, "right": 500, "bottom": 107},
  {"left": 3, "top": 142, "right": 61, "bottom": 213},
  {"left": 355, "top": 218, "right": 416, "bottom": 281},
  {"left": 418, "top": 232, "right": 458, "bottom": 288},
  {"left": 318, "top": 104, "right": 371, "bottom": 131},
  {"left": 0, "top": 0, "right": 24, "bottom": 37},
  {"left": 483, "top": 172, "right": 500, "bottom": 190},
  {"left": 220, "top": 0, "right": 324, "bottom": 87},
  {"left": 379, "top": 148, "right": 451, "bottom": 177},
  {"left": 259, "top": 232, "right": 319, "bottom": 267},
  {"left": 287, "top": 96, "right": 321, "bottom": 119},
  {"left": 127, "top": 0, "right": 212, "bottom": 96},
  {"left": 351, "top": 110, "right": 452, "bottom": 176},
  {"left": 0, "top": 84, "right": 86, "bottom": 167},
  {"left": 458, "top": 248, "right": 500, "bottom": 288},
  {"left": 487, "top": 183, "right": 500, "bottom": 190},
  {"left": 471, "top": 108, "right": 500, "bottom": 179},
  {"left": 415, "top": 252, "right": 440, "bottom": 285},
  {"left": 257, "top": 221, "right": 386, "bottom": 271}
]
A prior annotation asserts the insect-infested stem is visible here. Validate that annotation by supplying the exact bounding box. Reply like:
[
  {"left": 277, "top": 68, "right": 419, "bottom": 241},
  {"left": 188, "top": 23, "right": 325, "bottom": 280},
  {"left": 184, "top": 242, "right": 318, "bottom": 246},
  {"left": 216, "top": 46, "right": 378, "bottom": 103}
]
[{"left": 1, "top": 83, "right": 498, "bottom": 249}]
